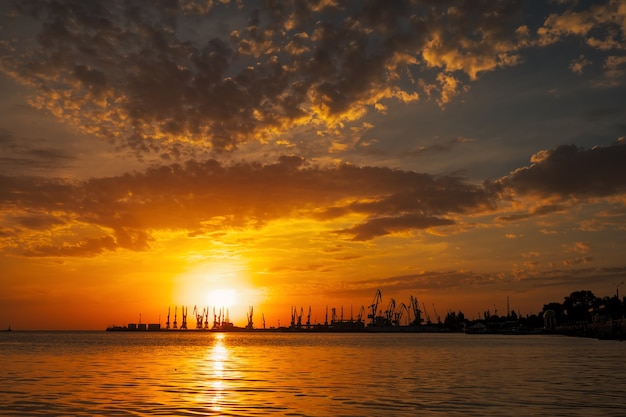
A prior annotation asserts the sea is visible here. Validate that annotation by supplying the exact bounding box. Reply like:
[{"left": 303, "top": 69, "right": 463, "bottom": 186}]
[{"left": 1, "top": 331, "right": 624, "bottom": 416}]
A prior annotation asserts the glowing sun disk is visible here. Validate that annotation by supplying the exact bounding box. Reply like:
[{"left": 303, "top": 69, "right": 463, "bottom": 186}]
[{"left": 207, "top": 288, "right": 238, "bottom": 309}]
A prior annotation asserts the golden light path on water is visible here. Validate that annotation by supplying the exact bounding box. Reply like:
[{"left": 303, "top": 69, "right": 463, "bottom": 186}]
[
  {"left": 209, "top": 333, "right": 227, "bottom": 414},
  {"left": 2, "top": 331, "right": 626, "bottom": 416}
]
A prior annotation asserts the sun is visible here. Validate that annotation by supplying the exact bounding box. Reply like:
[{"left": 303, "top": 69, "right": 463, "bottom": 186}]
[
  {"left": 207, "top": 288, "right": 238, "bottom": 309},
  {"left": 173, "top": 261, "right": 266, "bottom": 323}
]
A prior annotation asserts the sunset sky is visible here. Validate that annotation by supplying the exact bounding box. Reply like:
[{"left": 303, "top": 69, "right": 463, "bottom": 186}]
[{"left": 1, "top": 0, "right": 625, "bottom": 330}]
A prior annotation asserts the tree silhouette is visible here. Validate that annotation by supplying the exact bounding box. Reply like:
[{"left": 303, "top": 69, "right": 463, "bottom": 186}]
[{"left": 563, "top": 290, "right": 597, "bottom": 323}]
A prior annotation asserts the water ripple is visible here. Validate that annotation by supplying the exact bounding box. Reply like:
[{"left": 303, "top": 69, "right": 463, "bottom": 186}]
[{"left": 1, "top": 332, "right": 626, "bottom": 416}]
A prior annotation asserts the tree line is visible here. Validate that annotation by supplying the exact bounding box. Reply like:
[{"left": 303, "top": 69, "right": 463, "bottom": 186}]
[{"left": 441, "top": 289, "right": 626, "bottom": 330}]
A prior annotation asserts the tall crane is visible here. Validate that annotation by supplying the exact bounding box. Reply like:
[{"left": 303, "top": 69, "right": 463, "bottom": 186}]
[
  {"left": 396, "top": 303, "right": 410, "bottom": 326},
  {"left": 422, "top": 302, "right": 431, "bottom": 325},
  {"left": 262, "top": 313, "right": 266, "bottom": 329},
  {"left": 166, "top": 306, "right": 171, "bottom": 329},
  {"left": 296, "top": 307, "right": 303, "bottom": 329},
  {"left": 193, "top": 306, "right": 203, "bottom": 329},
  {"left": 246, "top": 306, "right": 254, "bottom": 330},
  {"left": 306, "top": 306, "right": 311, "bottom": 329},
  {"left": 290, "top": 306, "right": 297, "bottom": 328},
  {"left": 410, "top": 295, "right": 422, "bottom": 326},
  {"left": 173, "top": 306, "right": 178, "bottom": 329},
  {"left": 181, "top": 306, "right": 188, "bottom": 329},
  {"left": 385, "top": 298, "right": 396, "bottom": 325},
  {"left": 356, "top": 305, "right": 365, "bottom": 323},
  {"left": 368, "top": 289, "right": 382, "bottom": 326}
]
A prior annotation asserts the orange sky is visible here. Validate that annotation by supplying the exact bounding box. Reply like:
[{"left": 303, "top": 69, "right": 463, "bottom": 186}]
[{"left": 1, "top": 1, "right": 626, "bottom": 329}]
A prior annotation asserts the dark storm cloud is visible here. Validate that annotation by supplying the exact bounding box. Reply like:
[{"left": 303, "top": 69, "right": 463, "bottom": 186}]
[
  {"left": 494, "top": 142, "right": 626, "bottom": 199},
  {"left": 324, "top": 171, "right": 494, "bottom": 240},
  {"left": 338, "top": 214, "right": 455, "bottom": 241},
  {"left": 0, "top": 0, "right": 567, "bottom": 155}
]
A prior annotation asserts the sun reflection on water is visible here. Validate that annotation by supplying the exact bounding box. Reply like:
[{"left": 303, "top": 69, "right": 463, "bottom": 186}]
[
  {"left": 209, "top": 333, "right": 228, "bottom": 413},
  {"left": 4, "top": 333, "right": 626, "bottom": 416}
]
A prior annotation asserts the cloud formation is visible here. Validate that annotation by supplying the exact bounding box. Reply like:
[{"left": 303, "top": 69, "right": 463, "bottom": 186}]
[
  {"left": 538, "top": 0, "right": 626, "bottom": 50},
  {"left": 2, "top": 141, "right": 626, "bottom": 257},
  {"left": 495, "top": 142, "right": 626, "bottom": 199},
  {"left": 0, "top": 155, "right": 494, "bottom": 255},
  {"left": 4, "top": 0, "right": 619, "bottom": 158}
]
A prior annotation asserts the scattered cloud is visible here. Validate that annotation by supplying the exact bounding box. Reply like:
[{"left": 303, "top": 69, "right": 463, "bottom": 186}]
[
  {"left": 0, "top": 0, "right": 577, "bottom": 158},
  {"left": 565, "top": 241, "right": 592, "bottom": 254},
  {"left": 537, "top": 1, "right": 626, "bottom": 50},
  {"left": 598, "top": 55, "right": 626, "bottom": 87},
  {"left": 562, "top": 256, "right": 593, "bottom": 266},
  {"left": 569, "top": 54, "right": 592, "bottom": 75}
]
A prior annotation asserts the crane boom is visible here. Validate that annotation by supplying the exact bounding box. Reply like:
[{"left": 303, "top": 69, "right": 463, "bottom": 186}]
[
  {"left": 368, "top": 289, "right": 382, "bottom": 326},
  {"left": 246, "top": 306, "right": 254, "bottom": 330},
  {"left": 422, "top": 302, "right": 431, "bottom": 325},
  {"left": 410, "top": 295, "right": 422, "bottom": 326},
  {"left": 193, "top": 306, "right": 203, "bottom": 329},
  {"left": 385, "top": 298, "right": 396, "bottom": 323},
  {"left": 181, "top": 306, "right": 188, "bottom": 329},
  {"left": 306, "top": 306, "right": 311, "bottom": 329},
  {"left": 395, "top": 302, "right": 410, "bottom": 326},
  {"left": 357, "top": 305, "right": 365, "bottom": 322}
]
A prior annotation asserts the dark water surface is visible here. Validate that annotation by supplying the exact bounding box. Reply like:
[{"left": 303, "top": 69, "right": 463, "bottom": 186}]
[{"left": 1, "top": 331, "right": 624, "bottom": 416}]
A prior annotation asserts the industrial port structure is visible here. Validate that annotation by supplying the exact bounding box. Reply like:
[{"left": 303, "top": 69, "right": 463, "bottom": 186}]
[{"left": 106, "top": 289, "right": 438, "bottom": 332}]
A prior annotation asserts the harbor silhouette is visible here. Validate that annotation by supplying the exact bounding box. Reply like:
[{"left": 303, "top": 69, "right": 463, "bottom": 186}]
[{"left": 107, "top": 288, "right": 626, "bottom": 340}]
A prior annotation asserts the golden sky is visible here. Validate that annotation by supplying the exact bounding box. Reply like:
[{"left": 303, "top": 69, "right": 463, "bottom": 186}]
[{"left": 1, "top": 0, "right": 626, "bottom": 329}]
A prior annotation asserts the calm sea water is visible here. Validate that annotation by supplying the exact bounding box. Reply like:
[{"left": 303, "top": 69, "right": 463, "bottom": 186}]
[{"left": 1, "top": 331, "right": 624, "bottom": 416}]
